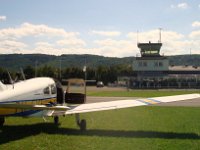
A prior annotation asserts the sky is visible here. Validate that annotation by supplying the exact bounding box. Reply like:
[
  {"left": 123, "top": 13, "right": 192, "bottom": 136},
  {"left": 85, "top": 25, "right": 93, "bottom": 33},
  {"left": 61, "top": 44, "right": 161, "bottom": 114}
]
[{"left": 0, "top": 0, "right": 200, "bottom": 57}]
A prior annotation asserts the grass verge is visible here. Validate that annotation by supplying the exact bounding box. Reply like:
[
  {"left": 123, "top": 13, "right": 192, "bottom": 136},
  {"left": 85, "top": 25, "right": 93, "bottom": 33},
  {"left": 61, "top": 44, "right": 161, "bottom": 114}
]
[
  {"left": 88, "top": 90, "right": 199, "bottom": 97},
  {"left": 1, "top": 106, "right": 200, "bottom": 150}
]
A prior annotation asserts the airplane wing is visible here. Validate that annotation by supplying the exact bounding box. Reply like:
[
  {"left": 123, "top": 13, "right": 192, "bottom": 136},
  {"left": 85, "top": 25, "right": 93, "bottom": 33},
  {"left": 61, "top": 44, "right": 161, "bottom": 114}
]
[
  {"left": 0, "top": 103, "right": 70, "bottom": 111},
  {"left": 0, "top": 94, "right": 199, "bottom": 116},
  {"left": 63, "top": 93, "right": 200, "bottom": 115}
]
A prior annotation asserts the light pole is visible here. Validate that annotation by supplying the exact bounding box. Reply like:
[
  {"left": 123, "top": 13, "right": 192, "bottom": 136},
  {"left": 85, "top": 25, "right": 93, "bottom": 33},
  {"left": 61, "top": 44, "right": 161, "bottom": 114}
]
[
  {"left": 83, "top": 65, "right": 87, "bottom": 94},
  {"left": 59, "top": 58, "right": 62, "bottom": 80},
  {"left": 83, "top": 56, "right": 87, "bottom": 96},
  {"left": 35, "top": 61, "right": 37, "bottom": 77}
]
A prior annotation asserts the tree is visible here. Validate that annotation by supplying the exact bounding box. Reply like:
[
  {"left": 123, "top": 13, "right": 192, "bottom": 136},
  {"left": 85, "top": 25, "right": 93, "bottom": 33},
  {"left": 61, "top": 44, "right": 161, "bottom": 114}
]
[
  {"left": 24, "top": 65, "right": 35, "bottom": 79},
  {"left": 38, "top": 65, "right": 56, "bottom": 78}
]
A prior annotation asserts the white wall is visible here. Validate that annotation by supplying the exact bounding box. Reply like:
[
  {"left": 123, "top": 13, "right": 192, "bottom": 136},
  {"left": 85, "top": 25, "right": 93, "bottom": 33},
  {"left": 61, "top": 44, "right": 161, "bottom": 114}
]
[{"left": 133, "top": 58, "right": 169, "bottom": 71}]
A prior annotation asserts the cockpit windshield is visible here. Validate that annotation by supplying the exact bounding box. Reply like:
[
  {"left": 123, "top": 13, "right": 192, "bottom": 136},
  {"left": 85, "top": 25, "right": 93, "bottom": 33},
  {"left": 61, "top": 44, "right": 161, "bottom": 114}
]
[
  {"left": 51, "top": 84, "right": 56, "bottom": 94},
  {"left": 43, "top": 86, "right": 50, "bottom": 94},
  {"left": 43, "top": 84, "right": 57, "bottom": 95}
]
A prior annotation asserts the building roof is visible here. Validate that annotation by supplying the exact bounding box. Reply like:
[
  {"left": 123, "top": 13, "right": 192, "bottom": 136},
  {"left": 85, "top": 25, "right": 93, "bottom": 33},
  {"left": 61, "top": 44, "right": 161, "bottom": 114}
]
[
  {"left": 169, "top": 65, "right": 200, "bottom": 71},
  {"left": 136, "top": 56, "right": 167, "bottom": 60}
]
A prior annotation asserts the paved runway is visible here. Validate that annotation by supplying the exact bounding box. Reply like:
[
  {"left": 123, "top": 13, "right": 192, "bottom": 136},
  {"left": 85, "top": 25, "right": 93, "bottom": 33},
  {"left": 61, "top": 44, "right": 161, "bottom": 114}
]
[{"left": 87, "top": 96, "right": 200, "bottom": 107}]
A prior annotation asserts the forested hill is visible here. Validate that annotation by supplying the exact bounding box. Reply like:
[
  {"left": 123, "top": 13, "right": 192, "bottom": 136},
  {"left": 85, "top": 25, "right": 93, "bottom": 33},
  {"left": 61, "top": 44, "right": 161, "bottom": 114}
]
[
  {"left": 168, "top": 55, "right": 200, "bottom": 66},
  {"left": 0, "top": 54, "right": 200, "bottom": 70},
  {"left": 0, "top": 54, "right": 133, "bottom": 70}
]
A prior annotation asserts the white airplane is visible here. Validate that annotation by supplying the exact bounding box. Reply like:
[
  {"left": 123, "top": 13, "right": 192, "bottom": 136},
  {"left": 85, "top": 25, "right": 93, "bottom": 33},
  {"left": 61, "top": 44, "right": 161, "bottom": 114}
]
[{"left": 0, "top": 77, "right": 200, "bottom": 130}]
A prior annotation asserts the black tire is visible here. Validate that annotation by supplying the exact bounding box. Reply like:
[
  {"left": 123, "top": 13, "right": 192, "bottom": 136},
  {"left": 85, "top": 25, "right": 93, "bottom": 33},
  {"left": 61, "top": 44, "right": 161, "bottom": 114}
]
[
  {"left": 0, "top": 117, "right": 5, "bottom": 127},
  {"left": 54, "top": 116, "right": 59, "bottom": 125},
  {"left": 80, "top": 119, "right": 86, "bottom": 131}
]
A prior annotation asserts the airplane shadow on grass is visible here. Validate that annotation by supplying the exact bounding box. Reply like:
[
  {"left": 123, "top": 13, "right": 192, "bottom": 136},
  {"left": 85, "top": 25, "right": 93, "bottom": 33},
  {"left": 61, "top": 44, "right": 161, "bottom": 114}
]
[{"left": 0, "top": 123, "right": 200, "bottom": 144}]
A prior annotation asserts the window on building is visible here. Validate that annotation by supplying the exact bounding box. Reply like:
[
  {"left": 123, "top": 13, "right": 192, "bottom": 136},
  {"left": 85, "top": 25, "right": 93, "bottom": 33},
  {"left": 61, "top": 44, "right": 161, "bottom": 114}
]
[
  {"left": 143, "top": 61, "right": 147, "bottom": 67},
  {"left": 138, "top": 61, "right": 148, "bottom": 67},
  {"left": 154, "top": 62, "right": 163, "bottom": 67},
  {"left": 138, "top": 62, "right": 142, "bottom": 67},
  {"left": 154, "top": 62, "right": 158, "bottom": 67},
  {"left": 159, "top": 62, "right": 163, "bottom": 67}
]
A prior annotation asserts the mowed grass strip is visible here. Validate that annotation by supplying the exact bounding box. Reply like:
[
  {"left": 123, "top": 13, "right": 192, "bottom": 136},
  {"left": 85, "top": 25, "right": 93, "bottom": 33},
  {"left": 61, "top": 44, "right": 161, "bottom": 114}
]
[
  {"left": 88, "top": 90, "right": 199, "bottom": 97},
  {"left": 1, "top": 106, "right": 200, "bottom": 150}
]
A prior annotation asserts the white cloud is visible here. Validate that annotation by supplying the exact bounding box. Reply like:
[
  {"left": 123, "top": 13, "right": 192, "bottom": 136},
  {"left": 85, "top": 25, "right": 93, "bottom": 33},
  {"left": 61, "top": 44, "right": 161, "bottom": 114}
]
[
  {"left": 94, "top": 39, "right": 131, "bottom": 47},
  {"left": 0, "top": 16, "right": 6, "bottom": 21},
  {"left": 0, "top": 23, "right": 86, "bottom": 55},
  {"left": 35, "top": 42, "right": 53, "bottom": 47},
  {"left": 0, "top": 22, "right": 79, "bottom": 40},
  {"left": 178, "top": 3, "right": 189, "bottom": 9},
  {"left": 0, "top": 40, "right": 27, "bottom": 48},
  {"left": 94, "top": 39, "right": 136, "bottom": 57},
  {"left": 32, "top": 46, "right": 57, "bottom": 55},
  {"left": 91, "top": 30, "right": 121, "bottom": 37},
  {"left": 0, "top": 23, "right": 200, "bottom": 57},
  {"left": 127, "top": 30, "right": 184, "bottom": 43},
  {"left": 0, "top": 40, "right": 27, "bottom": 54},
  {"left": 192, "top": 21, "right": 200, "bottom": 28},
  {"left": 189, "top": 30, "right": 200, "bottom": 39},
  {"left": 56, "top": 38, "right": 86, "bottom": 47},
  {"left": 170, "top": 3, "right": 189, "bottom": 9}
]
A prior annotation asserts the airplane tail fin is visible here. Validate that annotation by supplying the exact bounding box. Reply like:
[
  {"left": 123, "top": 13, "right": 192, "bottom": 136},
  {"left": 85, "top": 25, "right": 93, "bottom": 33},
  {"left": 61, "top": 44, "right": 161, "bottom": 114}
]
[{"left": 0, "top": 81, "right": 6, "bottom": 91}]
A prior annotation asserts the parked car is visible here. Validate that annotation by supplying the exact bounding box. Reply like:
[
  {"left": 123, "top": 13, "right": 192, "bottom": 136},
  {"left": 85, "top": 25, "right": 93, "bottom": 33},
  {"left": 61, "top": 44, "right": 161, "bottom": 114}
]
[{"left": 96, "top": 81, "right": 104, "bottom": 87}]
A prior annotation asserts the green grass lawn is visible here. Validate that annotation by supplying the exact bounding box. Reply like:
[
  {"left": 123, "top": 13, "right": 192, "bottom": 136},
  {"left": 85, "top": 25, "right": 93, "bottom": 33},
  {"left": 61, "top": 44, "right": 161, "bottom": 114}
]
[
  {"left": 88, "top": 90, "right": 200, "bottom": 97},
  {"left": 1, "top": 106, "right": 200, "bottom": 150}
]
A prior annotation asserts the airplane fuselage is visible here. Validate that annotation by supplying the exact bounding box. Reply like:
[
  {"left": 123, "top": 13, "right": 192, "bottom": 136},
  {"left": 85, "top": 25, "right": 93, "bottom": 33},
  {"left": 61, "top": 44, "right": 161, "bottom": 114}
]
[{"left": 0, "top": 77, "right": 57, "bottom": 117}]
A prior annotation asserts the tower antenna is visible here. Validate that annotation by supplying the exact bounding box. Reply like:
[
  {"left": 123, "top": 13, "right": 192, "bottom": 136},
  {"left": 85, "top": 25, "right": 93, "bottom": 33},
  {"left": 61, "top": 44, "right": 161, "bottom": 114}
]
[
  {"left": 137, "top": 30, "right": 139, "bottom": 44},
  {"left": 159, "top": 28, "right": 162, "bottom": 43}
]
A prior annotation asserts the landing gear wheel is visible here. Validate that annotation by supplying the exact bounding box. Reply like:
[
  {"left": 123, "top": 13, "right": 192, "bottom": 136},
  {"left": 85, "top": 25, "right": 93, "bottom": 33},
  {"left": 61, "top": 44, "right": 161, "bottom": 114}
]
[
  {"left": 54, "top": 116, "right": 59, "bottom": 125},
  {"left": 80, "top": 119, "right": 86, "bottom": 131},
  {"left": 0, "top": 117, "right": 5, "bottom": 127},
  {"left": 75, "top": 114, "right": 86, "bottom": 131}
]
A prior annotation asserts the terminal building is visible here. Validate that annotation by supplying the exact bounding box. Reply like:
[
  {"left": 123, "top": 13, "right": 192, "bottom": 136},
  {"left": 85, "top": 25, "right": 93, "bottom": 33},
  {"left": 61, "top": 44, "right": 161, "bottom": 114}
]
[{"left": 130, "top": 41, "right": 200, "bottom": 89}]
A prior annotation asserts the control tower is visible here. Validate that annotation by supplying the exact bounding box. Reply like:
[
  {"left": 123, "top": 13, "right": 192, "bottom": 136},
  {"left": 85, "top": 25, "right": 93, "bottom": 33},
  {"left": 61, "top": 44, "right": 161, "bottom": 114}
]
[
  {"left": 137, "top": 42, "right": 162, "bottom": 57},
  {"left": 133, "top": 41, "right": 169, "bottom": 72}
]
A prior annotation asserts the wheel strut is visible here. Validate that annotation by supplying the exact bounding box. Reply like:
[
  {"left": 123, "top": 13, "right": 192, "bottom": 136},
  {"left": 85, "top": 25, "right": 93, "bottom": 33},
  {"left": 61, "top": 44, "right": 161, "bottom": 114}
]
[
  {"left": 75, "top": 114, "right": 86, "bottom": 131},
  {"left": 54, "top": 116, "right": 59, "bottom": 125},
  {"left": 0, "top": 117, "right": 5, "bottom": 127}
]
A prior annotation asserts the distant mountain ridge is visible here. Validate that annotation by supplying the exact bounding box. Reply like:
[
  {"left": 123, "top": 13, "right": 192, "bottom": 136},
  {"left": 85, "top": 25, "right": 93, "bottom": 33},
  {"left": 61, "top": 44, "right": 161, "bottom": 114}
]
[{"left": 0, "top": 54, "right": 200, "bottom": 70}]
